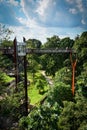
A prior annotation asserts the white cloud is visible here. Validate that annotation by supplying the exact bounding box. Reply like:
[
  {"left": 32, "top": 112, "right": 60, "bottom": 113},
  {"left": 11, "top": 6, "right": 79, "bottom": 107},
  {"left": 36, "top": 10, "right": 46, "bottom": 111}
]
[
  {"left": 9, "top": 22, "right": 86, "bottom": 44},
  {"left": 20, "top": 0, "right": 56, "bottom": 24},
  {"left": 81, "top": 19, "right": 86, "bottom": 25},
  {"left": 76, "top": 0, "right": 84, "bottom": 12},
  {"left": 66, "top": 0, "right": 84, "bottom": 12},
  {"left": 35, "top": 0, "right": 50, "bottom": 17},
  {"left": 0, "top": 0, "right": 3, "bottom": 2},
  {"left": 35, "top": 0, "right": 56, "bottom": 22},
  {"left": 69, "top": 8, "right": 77, "bottom": 14},
  {"left": 7, "top": 0, "right": 19, "bottom": 6},
  {"left": 66, "top": 0, "right": 74, "bottom": 4},
  {"left": 17, "top": 16, "right": 44, "bottom": 29},
  {"left": 9, "top": 23, "right": 49, "bottom": 43},
  {"left": 20, "top": 0, "right": 29, "bottom": 18},
  {"left": 7, "top": 0, "right": 87, "bottom": 43}
]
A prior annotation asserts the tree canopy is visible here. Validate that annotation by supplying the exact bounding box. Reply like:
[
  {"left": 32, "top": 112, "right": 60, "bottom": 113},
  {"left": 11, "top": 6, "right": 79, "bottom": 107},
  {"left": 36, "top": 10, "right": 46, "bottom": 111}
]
[{"left": 0, "top": 31, "right": 87, "bottom": 130}]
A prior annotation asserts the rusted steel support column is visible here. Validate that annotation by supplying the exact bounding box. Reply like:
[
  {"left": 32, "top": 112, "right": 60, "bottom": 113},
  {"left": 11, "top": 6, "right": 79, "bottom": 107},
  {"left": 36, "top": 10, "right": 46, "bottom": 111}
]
[
  {"left": 24, "top": 55, "right": 28, "bottom": 116},
  {"left": 70, "top": 53, "right": 77, "bottom": 96},
  {"left": 13, "top": 37, "right": 18, "bottom": 90}
]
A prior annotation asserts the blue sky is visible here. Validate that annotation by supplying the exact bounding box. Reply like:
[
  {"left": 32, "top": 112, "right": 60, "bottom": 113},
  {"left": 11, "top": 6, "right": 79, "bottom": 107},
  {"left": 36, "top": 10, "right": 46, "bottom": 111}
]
[{"left": 0, "top": 0, "right": 87, "bottom": 43}]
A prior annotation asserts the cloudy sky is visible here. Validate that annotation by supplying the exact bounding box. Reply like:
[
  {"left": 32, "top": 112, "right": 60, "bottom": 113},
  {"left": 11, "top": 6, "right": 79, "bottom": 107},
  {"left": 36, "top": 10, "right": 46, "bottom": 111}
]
[{"left": 0, "top": 0, "right": 87, "bottom": 43}]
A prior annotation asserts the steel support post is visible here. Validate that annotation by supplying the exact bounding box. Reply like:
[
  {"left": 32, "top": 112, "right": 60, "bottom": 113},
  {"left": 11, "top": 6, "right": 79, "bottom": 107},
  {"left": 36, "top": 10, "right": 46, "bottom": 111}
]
[
  {"left": 24, "top": 55, "right": 28, "bottom": 116},
  {"left": 13, "top": 38, "right": 18, "bottom": 91}
]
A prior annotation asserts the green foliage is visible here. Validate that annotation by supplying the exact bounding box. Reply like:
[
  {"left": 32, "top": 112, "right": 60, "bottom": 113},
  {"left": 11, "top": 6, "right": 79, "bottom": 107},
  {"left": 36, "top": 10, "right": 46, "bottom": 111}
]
[
  {"left": 0, "top": 53, "right": 13, "bottom": 71},
  {"left": 28, "top": 71, "right": 49, "bottom": 104},
  {"left": 76, "top": 61, "right": 87, "bottom": 97},
  {"left": 19, "top": 103, "right": 60, "bottom": 130},
  {"left": 40, "top": 36, "right": 74, "bottom": 76},
  {"left": 19, "top": 79, "right": 73, "bottom": 129},
  {"left": 1, "top": 39, "right": 13, "bottom": 47},
  {"left": 58, "top": 101, "right": 75, "bottom": 130},
  {"left": 40, "top": 35, "right": 61, "bottom": 75},
  {"left": 73, "top": 31, "right": 87, "bottom": 96},
  {"left": 0, "top": 70, "right": 14, "bottom": 94},
  {"left": 0, "top": 24, "right": 12, "bottom": 42},
  {"left": 26, "top": 39, "right": 42, "bottom": 49},
  {"left": 78, "top": 121, "right": 87, "bottom": 130},
  {"left": 44, "top": 35, "right": 60, "bottom": 48},
  {"left": 0, "top": 71, "right": 13, "bottom": 83},
  {"left": 19, "top": 116, "right": 29, "bottom": 130},
  {"left": 73, "top": 31, "right": 87, "bottom": 75},
  {"left": 27, "top": 55, "right": 41, "bottom": 73},
  {"left": 47, "top": 82, "right": 73, "bottom": 107},
  {"left": 58, "top": 93, "right": 87, "bottom": 130},
  {"left": 60, "top": 37, "right": 74, "bottom": 48},
  {"left": 0, "top": 82, "right": 25, "bottom": 129},
  {"left": 28, "top": 84, "right": 44, "bottom": 104},
  {"left": 0, "top": 31, "right": 87, "bottom": 130},
  {"left": 0, "top": 94, "right": 20, "bottom": 117},
  {"left": 35, "top": 79, "right": 45, "bottom": 93},
  {"left": 55, "top": 67, "right": 72, "bottom": 85}
]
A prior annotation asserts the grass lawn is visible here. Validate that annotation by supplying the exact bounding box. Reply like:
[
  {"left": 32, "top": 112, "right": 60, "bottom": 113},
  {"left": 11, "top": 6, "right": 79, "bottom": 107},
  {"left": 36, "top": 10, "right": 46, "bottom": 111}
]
[
  {"left": 28, "top": 84, "right": 44, "bottom": 105},
  {"left": 27, "top": 71, "right": 49, "bottom": 105},
  {"left": 0, "top": 71, "right": 15, "bottom": 94},
  {"left": 0, "top": 71, "right": 14, "bottom": 83}
]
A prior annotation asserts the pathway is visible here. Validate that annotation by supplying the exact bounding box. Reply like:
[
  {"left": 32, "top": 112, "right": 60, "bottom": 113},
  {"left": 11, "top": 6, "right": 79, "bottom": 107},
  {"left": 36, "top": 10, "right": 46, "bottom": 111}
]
[{"left": 41, "top": 71, "right": 53, "bottom": 87}]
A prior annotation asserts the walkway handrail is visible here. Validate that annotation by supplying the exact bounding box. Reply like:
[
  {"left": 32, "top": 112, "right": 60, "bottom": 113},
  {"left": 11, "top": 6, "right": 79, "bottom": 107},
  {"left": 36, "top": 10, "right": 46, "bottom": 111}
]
[{"left": 0, "top": 47, "right": 76, "bottom": 55}]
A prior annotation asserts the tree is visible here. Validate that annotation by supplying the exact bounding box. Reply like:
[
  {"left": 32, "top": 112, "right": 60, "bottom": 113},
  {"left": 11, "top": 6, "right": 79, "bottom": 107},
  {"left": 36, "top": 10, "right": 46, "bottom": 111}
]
[
  {"left": 26, "top": 39, "right": 42, "bottom": 49},
  {"left": 60, "top": 37, "right": 74, "bottom": 48},
  {"left": 19, "top": 103, "right": 60, "bottom": 130},
  {"left": 0, "top": 24, "right": 12, "bottom": 42},
  {"left": 0, "top": 53, "right": 13, "bottom": 71},
  {"left": 40, "top": 35, "right": 61, "bottom": 76},
  {"left": 43, "top": 35, "right": 60, "bottom": 48},
  {"left": 47, "top": 82, "right": 73, "bottom": 107},
  {"left": 40, "top": 36, "right": 74, "bottom": 76},
  {"left": 73, "top": 31, "right": 87, "bottom": 75},
  {"left": 1, "top": 40, "right": 13, "bottom": 47},
  {"left": 73, "top": 31, "right": 87, "bottom": 95},
  {"left": 35, "top": 79, "right": 45, "bottom": 94},
  {"left": 58, "top": 93, "right": 87, "bottom": 130},
  {"left": 54, "top": 67, "right": 72, "bottom": 85},
  {"left": 26, "top": 38, "right": 42, "bottom": 78}
]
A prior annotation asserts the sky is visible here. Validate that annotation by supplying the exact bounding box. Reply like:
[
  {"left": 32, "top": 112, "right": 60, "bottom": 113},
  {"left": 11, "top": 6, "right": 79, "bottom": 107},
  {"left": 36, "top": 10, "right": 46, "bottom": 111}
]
[{"left": 0, "top": 0, "right": 87, "bottom": 43}]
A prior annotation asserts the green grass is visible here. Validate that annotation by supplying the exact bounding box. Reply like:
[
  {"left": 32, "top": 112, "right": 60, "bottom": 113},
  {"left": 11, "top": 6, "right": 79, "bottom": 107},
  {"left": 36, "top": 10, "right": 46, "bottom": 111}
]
[
  {"left": 27, "top": 71, "right": 49, "bottom": 105},
  {"left": 0, "top": 71, "right": 15, "bottom": 94},
  {"left": 28, "top": 85, "right": 44, "bottom": 104},
  {"left": 0, "top": 71, "right": 14, "bottom": 83}
]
